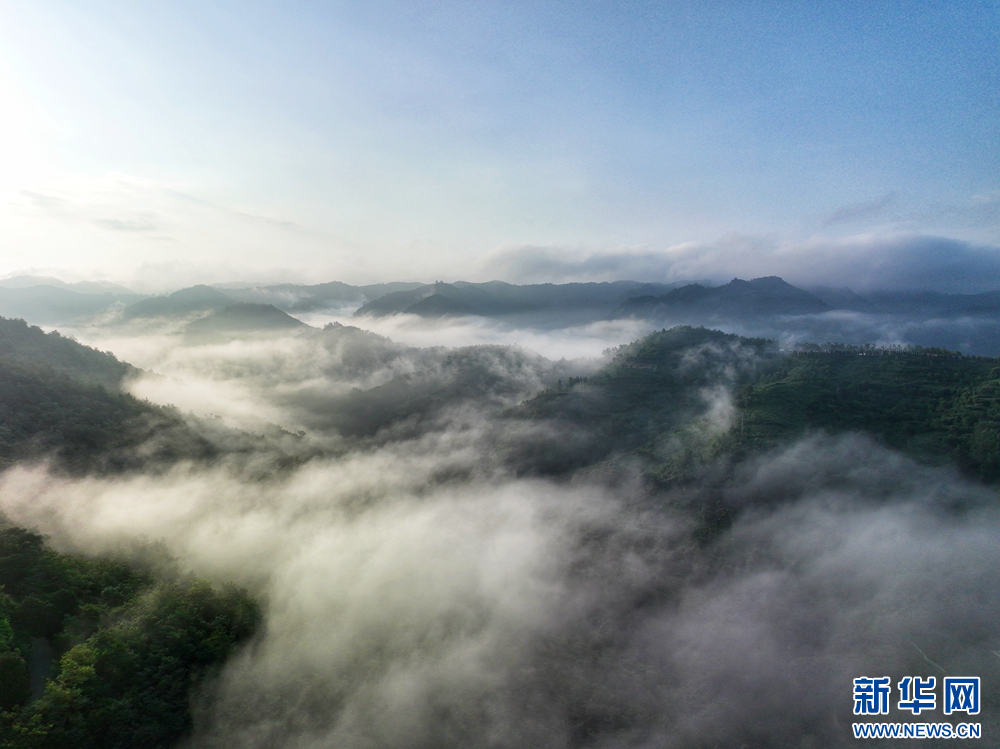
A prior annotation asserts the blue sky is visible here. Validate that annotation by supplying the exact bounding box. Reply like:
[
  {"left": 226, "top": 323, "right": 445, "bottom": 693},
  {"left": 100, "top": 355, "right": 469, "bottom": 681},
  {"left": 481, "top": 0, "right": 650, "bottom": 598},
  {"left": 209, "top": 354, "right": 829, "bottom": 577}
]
[{"left": 0, "top": 0, "right": 997, "bottom": 290}]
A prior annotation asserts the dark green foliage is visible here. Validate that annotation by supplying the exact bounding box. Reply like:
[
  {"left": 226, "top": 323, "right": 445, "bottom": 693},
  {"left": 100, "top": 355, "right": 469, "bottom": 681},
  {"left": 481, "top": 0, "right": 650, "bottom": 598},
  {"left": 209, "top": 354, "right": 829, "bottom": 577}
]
[
  {"left": 0, "top": 357, "right": 218, "bottom": 474},
  {"left": 0, "top": 315, "right": 307, "bottom": 477},
  {"left": 507, "top": 327, "right": 773, "bottom": 475},
  {"left": 0, "top": 318, "right": 136, "bottom": 389},
  {"left": 0, "top": 316, "right": 233, "bottom": 474},
  {"left": 0, "top": 653, "right": 29, "bottom": 712},
  {"left": 0, "top": 525, "right": 260, "bottom": 749},
  {"left": 938, "top": 372, "right": 1000, "bottom": 481},
  {"left": 5, "top": 582, "right": 259, "bottom": 749},
  {"left": 312, "top": 344, "right": 551, "bottom": 437},
  {"left": 0, "top": 526, "right": 152, "bottom": 651},
  {"left": 734, "top": 350, "right": 1000, "bottom": 482},
  {"left": 510, "top": 328, "right": 1000, "bottom": 488}
]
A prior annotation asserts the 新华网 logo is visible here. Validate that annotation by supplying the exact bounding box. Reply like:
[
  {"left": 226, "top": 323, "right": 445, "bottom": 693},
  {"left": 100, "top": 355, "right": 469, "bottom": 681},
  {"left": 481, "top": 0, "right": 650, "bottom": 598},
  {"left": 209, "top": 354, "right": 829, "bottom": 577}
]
[{"left": 853, "top": 676, "right": 979, "bottom": 716}]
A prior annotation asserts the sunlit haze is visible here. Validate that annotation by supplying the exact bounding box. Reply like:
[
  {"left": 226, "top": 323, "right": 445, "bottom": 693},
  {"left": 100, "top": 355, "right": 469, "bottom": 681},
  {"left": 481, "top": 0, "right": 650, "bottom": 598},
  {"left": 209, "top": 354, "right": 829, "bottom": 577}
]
[{"left": 0, "top": 1, "right": 997, "bottom": 290}]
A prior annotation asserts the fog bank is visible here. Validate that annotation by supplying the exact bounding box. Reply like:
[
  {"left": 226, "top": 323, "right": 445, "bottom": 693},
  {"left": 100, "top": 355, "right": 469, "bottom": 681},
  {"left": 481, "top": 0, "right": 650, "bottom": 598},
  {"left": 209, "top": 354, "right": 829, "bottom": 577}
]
[{"left": 1, "top": 430, "right": 996, "bottom": 748}]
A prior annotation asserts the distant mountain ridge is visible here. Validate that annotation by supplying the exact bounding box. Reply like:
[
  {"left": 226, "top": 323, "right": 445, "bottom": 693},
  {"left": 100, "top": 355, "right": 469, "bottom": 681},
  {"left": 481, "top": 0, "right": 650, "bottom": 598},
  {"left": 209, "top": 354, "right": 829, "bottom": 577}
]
[
  {"left": 0, "top": 279, "right": 426, "bottom": 327},
  {"left": 185, "top": 303, "right": 310, "bottom": 337},
  {"left": 612, "top": 276, "right": 830, "bottom": 319},
  {"left": 120, "top": 285, "right": 233, "bottom": 320},
  {"left": 0, "top": 275, "right": 135, "bottom": 294},
  {"left": 353, "top": 280, "right": 678, "bottom": 319},
  {"left": 216, "top": 281, "right": 423, "bottom": 311},
  {"left": 2, "top": 275, "right": 1000, "bottom": 353},
  {"left": 0, "top": 286, "right": 146, "bottom": 326},
  {"left": 120, "top": 287, "right": 313, "bottom": 339}
]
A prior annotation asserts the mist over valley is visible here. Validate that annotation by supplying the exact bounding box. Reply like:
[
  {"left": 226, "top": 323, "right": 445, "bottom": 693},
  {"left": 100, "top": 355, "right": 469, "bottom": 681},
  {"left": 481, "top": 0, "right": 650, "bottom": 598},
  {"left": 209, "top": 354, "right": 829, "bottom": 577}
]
[{"left": 0, "top": 272, "right": 998, "bottom": 747}]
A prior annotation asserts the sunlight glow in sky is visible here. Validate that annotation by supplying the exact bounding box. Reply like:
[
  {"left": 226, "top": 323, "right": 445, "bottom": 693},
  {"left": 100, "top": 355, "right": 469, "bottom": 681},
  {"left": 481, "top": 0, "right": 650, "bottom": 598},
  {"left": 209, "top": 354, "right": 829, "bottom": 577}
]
[{"left": 0, "top": 1, "right": 997, "bottom": 289}]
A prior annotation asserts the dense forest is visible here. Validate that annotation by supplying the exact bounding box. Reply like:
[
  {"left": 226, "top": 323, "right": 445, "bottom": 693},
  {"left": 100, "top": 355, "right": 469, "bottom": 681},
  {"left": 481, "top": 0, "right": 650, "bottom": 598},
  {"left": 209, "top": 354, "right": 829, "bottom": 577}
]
[
  {"left": 0, "top": 318, "right": 210, "bottom": 474},
  {"left": 0, "top": 317, "right": 308, "bottom": 476},
  {"left": 733, "top": 346, "right": 1000, "bottom": 483},
  {"left": 511, "top": 327, "right": 1000, "bottom": 487},
  {"left": 0, "top": 526, "right": 259, "bottom": 749}
]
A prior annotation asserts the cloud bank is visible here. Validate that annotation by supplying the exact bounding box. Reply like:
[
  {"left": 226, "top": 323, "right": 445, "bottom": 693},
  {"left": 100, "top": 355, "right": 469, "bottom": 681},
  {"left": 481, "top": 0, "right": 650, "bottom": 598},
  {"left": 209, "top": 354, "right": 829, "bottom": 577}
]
[
  {"left": 480, "top": 234, "right": 1000, "bottom": 293},
  {"left": 2, "top": 316, "right": 996, "bottom": 747},
  {"left": 0, "top": 431, "right": 996, "bottom": 748}
]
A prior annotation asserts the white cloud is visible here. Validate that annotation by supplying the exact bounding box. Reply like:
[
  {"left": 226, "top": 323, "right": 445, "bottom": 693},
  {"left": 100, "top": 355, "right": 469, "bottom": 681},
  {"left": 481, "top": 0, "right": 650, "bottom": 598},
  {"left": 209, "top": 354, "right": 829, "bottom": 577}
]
[{"left": 478, "top": 233, "right": 1000, "bottom": 293}]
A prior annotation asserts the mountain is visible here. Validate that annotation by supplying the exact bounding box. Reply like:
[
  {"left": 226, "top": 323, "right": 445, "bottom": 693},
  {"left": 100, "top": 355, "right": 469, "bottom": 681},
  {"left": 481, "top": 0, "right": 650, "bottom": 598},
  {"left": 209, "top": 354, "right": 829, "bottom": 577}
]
[
  {"left": 118, "top": 281, "right": 429, "bottom": 321},
  {"left": 0, "top": 319, "right": 267, "bottom": 748},
  {"left": 613, "top": 277, "right": 830, "bottom": 320},
  {"left": 505, "top": 327, "right": 777, "bottom": 476},
  {"left": 863, "top": 289, "right": 1000, "bottom": 317},
  {"left": 0, "top": 276, "right": 135, "bottom": 294},
  {"left": 120, "top": 285, "right": 234, "bottom": 320},
  {"left": 184, "top": 303, "right": 311, "bottom": 338},
  {"left": 353, "top": 282, "right": 487, "bottom": 317},
  {"left": 0, "top": 526, "right": 259, "bottom": 746},
  {"left": 805, "top": 285, "right": 877, "bottom": 312},
  {"left": 733, "top": 345, "right": 1000, "bottom": 483},
  {"left": 213, "top": 281, "right": 424, "bottom": 312},
  {"left": 0, "top": 275, "right": 71, "bottom": 289},
  {"left": 0, "top": 316, "right": 302, "bottom": 474},
  {"left": 0, "top": 317, "right": 224, "bottom": 473},
  {"left": 2, "top": 313, "right": 998, "bottom": 748},
  {"left": 305, "top": 343, "right": 566, "bottom": 438},
  {"left": 0, "top": 352, "right": 218, "bottom": 474},
  {"left": 508, "top": 326, "right": 1000, "bottom": 487},
  {"left": 217, "top": 281, "right": 365, "bottom": 311},
  {"left": 357, "top": 282, "right": 429, "bottom": 301},
  {"left": 0, "top": 286, "right": 145, "bottom": 326},
  {"left": 353, "top": 280, "right": 677, "bottom": 319},
  {"left": 0, "top": 316, "right": 137, "bottom": 389}
]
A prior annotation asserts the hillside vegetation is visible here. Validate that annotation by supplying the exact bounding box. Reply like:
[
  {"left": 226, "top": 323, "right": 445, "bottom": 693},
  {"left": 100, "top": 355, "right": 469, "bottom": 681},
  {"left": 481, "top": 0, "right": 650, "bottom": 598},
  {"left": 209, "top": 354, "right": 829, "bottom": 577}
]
[
  {"left": 0, "top": 317, "right": 305, "bottom": 475},
  {"left": 506, "top": 327, "right": 773, "bottom": 475},
  {"left": 0, "top": 318, "right": 135, "bottom": 390},
  {"left": 734, "top": 346, "right": 1000, "bottom": 482},
  {"left": 515, "top": 328, "right": 1000, "bottom": 486},
  {"left": 0, "top": 320, "right": 266, "bottom": 747},
  {"left": 0, "top": 526, "right": 259, "bottom": 749}
]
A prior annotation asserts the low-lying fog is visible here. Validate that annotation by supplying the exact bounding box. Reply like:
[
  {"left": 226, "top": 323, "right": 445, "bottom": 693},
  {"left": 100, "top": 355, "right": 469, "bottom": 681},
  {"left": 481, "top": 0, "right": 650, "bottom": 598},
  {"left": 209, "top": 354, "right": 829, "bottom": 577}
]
[
  {"left": 3, "top": 438, "right": 996, "bottom": 748},
  {"left": 58, "top": 305, "right": 1000, "bottom": 438},
  {"left": 5, "top": 312, "right": 997, "bottom": 748},
  {"left": 58, "top": 314, "right": 645, "bottom": 434}
]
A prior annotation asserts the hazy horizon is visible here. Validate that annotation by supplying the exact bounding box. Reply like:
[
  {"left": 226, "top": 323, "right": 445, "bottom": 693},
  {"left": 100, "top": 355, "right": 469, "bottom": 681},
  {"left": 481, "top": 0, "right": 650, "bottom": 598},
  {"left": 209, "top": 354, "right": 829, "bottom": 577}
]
[{"left": 1, "top": 1, "right": 997, "bottom": 292}]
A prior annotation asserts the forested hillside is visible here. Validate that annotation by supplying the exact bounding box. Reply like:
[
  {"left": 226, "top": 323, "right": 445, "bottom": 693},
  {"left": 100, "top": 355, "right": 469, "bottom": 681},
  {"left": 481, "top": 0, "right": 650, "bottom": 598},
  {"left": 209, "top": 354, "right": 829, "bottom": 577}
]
[
  {"left": 733, "top": 346, "right": 1000, "bottom": 482},
  {"left": 0, "top": 321, "right": 262, "bottom": 747},
  {"left": 504, "top": 327, "right": 773, "bottom": 475},
  {"left": 0, "top": 317, "right": 304, "bottom": 475},
  {"left": 0, "top": 317, "right": 214, "bottom": 474},
  {"left": 513, "top": 327, "right": 1000, "bottom": 486},
  {"left": 0, "top": 526, "right": 259, "bottom": 749},
  {"left": 0, "top": 318, "right": 136, "bottom": 390}
]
